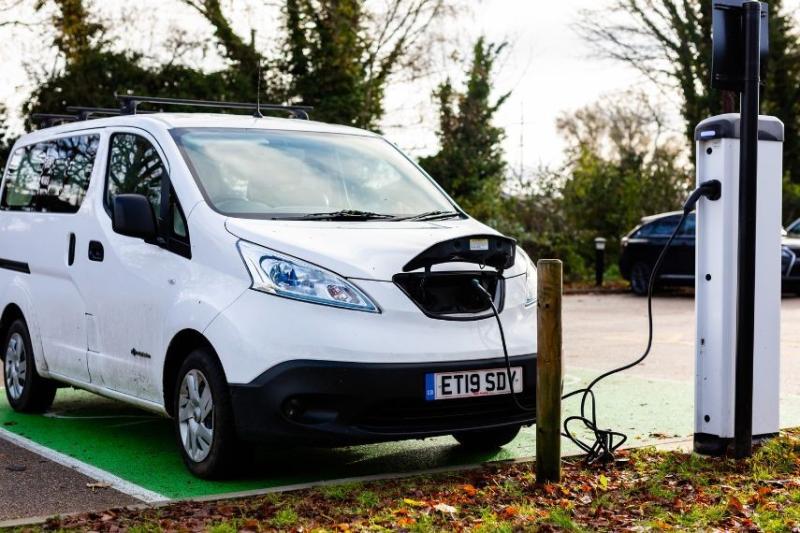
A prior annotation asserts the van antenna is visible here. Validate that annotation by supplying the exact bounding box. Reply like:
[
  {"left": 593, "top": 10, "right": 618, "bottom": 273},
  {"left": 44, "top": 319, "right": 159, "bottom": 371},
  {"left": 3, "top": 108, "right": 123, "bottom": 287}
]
[{"left": 255, "top": 62, "right": 263, "bottom": 118}]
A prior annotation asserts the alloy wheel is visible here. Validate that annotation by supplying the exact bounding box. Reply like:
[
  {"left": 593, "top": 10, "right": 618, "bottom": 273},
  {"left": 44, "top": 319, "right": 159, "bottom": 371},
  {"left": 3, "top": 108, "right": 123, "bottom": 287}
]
[
  {"left": 4, "top": 333, "right": 27, "bottom": 400},
  {"left": 178, "top": 369, "right": 214, "bottom": 462}
]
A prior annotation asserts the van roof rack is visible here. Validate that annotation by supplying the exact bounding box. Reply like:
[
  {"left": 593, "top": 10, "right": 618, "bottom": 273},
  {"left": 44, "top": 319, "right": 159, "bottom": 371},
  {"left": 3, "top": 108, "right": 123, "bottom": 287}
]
[
  {"left": 31, "top": 113, "right": 79, "bottom": 128},
  {"left": 115, "top": 94, "right": 313, "bottom": 120}
]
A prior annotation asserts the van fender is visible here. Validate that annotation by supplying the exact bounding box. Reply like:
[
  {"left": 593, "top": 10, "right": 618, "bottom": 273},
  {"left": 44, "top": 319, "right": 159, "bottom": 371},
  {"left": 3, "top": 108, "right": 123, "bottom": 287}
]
[{"left": 0, "top": 277, "right": 50, "bottom": 374}]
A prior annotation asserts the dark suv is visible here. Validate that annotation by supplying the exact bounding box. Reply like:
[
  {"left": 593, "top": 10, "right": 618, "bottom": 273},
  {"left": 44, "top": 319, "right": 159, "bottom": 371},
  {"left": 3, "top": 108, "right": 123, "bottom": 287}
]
[{"left": 619, "top": 211, "right": 800, "bottom": 295}]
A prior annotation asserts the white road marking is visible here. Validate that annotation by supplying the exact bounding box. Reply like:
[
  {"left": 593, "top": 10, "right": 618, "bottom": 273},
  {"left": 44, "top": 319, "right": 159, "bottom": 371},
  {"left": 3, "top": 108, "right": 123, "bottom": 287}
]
[{"left": 0, "top": 426, "right": 167, "bottom": 503}]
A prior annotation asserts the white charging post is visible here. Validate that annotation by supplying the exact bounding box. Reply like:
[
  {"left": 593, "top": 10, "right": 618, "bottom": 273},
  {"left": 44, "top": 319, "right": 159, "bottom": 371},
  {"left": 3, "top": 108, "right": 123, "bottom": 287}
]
[
  {"left": 694, "top": 113, "right": 783, "bottom": 454},
  {"left": 694, "top": 0, "right": 779, "bottom": 456}
]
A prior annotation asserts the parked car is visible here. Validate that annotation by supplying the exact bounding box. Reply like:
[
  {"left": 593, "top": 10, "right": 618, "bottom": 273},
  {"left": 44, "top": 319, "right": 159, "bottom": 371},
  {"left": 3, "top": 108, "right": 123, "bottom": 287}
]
[
  {"left": 0, "top": 99, "right": 537, "bottom": 478},
  {"left": 620, "top": 211, "right": 800, "bottom": 295}
]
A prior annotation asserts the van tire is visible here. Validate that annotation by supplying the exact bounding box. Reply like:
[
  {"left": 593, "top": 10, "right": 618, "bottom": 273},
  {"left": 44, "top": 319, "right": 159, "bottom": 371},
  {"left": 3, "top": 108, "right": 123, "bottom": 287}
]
[
  {"left": 172, "top": 348, "right": 239, "bottom": 479},
  {"left": 3, "top": 319, "right": 57, "bottom": 413},
  {"left": 453, "top": 425, "right": 521, "bottom": 450}
]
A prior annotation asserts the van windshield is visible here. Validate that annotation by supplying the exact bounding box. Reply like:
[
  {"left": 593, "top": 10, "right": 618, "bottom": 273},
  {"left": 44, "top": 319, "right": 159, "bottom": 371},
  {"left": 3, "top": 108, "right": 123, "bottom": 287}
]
[{"left": 171, "top": 128, "right": 457, "bottom": 220}]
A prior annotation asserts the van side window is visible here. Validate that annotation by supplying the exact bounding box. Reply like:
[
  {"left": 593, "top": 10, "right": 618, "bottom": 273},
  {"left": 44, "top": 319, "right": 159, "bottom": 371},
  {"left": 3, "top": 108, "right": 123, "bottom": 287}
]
[
  {"left": 106, "top": 133, "right": 165, "bottom": 222},
  {"left": 0, "top": 135, "right": 99, "bottom": 213},
  {"left": 106, "top": 133, "right": 191, "bottom": 259}
]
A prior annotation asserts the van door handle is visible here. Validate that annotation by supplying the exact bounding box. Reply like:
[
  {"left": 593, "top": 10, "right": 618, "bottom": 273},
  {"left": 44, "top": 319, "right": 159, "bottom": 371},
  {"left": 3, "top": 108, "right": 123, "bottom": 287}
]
[
  {"left": 88, "top": 241, "right": 104, "bottom": 262},
  {"left": 68, "top": 233, "right": 76, "bottom": 266}
]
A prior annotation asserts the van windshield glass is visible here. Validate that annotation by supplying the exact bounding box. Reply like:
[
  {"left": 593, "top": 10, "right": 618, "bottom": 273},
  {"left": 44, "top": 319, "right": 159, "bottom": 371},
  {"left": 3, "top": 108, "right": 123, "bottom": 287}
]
[{"left": 171, "top": 128, "right": 456, "bottom": 219}]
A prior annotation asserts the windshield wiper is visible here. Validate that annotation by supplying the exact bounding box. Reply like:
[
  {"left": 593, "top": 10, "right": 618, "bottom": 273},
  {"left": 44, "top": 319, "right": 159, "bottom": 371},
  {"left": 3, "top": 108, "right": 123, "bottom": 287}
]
[
  {"left": 298, "top": 209, "right": 398, "bottom": 221},
  {"left": 397, "top": 210, "right": 462, "bottom": 221}
]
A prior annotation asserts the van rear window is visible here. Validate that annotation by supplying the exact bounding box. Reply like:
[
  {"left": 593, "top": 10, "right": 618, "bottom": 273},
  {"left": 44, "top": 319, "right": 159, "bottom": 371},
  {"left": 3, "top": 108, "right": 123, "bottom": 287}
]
[{"left": 0, "top": 134, "right": 99, "bottom": 213}]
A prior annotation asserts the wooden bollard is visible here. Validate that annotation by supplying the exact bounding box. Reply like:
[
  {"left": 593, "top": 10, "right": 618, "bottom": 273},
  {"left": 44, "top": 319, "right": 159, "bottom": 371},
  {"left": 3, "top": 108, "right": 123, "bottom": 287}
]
[{"left": 536, "top": 259, "right": 562, "bottom": 484}]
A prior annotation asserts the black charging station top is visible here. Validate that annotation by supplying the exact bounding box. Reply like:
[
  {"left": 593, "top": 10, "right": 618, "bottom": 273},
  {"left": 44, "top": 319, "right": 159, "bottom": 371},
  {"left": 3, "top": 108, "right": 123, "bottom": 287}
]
[
  {"left": 694, "top": 114, "right": 784, "bottom": 142},
  {"left": 402, "top": 234, "right": 516, "bottom": 272}
]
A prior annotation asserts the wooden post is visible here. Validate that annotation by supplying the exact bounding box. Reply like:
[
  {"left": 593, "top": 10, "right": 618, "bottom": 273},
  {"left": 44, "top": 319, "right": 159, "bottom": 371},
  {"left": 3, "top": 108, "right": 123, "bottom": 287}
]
[{"left": 536, "top": 259, "right": 562, "bottom": 484}]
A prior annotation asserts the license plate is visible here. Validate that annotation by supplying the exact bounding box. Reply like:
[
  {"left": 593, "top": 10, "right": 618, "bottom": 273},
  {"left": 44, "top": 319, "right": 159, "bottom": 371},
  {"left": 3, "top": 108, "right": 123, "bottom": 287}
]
[{"left": 425, "top": 367, "right": 523, "bottom": 401}]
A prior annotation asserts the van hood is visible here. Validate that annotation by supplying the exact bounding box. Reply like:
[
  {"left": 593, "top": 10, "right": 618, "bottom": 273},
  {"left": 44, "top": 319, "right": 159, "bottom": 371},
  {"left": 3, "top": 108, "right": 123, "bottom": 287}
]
[{"left": 224, "top": 217, "right": 514, "bottom": 281}]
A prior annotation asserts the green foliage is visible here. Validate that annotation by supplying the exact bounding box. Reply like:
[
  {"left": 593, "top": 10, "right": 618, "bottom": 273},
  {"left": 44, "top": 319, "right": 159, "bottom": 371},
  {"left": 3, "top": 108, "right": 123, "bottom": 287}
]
[
  {"left": 24, "top": 0, "right": 278, "bottom": 122},
  {"left": 419, "top": 38, "right": 509, "bottom": 225},
  {"left": 505, "top": 92, "right": 690, "bottom": 279},
  {"left": 271, "top": 507, "right": 299, "bottom": 528},
  {"left": 0, "top": 103, "right": 12, "bottom": 170},
  {"left": 583, "top": 0, "right": 800, "bottom": 223},
  {"left": 282, "top": 0, "right": 383, "bottom": 128}
]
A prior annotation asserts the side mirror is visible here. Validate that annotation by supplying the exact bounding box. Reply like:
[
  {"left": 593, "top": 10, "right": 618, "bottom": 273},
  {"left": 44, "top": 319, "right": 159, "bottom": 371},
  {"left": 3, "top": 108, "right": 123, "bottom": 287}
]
[{"left": 112, "top": 194, "right": 157, "bottom": 240}]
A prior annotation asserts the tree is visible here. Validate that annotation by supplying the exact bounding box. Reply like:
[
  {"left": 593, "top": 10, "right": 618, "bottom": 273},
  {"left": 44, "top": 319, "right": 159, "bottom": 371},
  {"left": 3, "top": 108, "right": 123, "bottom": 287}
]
[
  {"left": 184, "top": 0, "right": 452, "bottom": 127},
  {"left": 555, "top": 91, "right": 691, "bottom": 267},
  {"left": 419, "top": 38, "right": 510, "bottom": 224},
  {"left": 23, "top": 0, "right": 261, "bottom": 122},
  {"left": 0, "top": 103, "right": 12, "bottom": 169},
  {"left": 579, "top": 0, "right": 800, "bottom": 220},
  {"left": 283, "top": 0, "right": 379, "bottom": 127}
]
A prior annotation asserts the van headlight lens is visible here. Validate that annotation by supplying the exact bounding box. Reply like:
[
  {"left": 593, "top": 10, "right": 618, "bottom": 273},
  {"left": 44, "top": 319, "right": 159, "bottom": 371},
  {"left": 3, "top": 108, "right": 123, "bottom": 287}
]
[
  {"left": 519, "top": 249, "right": 537, "bottom": 307},
  {"left": 237, "top": 241, "right": 380, "bottom": 313}
]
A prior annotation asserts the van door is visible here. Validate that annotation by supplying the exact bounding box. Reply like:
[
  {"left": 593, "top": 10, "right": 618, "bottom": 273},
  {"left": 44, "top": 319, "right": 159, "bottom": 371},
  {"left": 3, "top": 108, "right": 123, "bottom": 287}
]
[
  {"left": 74, "top": 130, "right": 192, "bottom": 402},
  {"left": 0, "top": 135, "right": 100, "bottom": 383}
]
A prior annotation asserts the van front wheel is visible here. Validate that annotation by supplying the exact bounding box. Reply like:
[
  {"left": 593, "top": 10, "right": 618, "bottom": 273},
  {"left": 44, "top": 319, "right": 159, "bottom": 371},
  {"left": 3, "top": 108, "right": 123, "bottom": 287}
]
[
  {"left": 172, "top": 348, "right": 239, "bottom": 479},
  {"left": 3, "top": 319, "right": 56, "bottom": 413},
  {"left": 453, "top": 425, "right": 521, "bottom": 450}
]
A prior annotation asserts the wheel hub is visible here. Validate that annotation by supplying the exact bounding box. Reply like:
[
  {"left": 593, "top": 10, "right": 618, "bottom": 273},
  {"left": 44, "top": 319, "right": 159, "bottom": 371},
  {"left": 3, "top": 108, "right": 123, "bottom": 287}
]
[
  {"left": 178, "top": 369, "right": 214, "bottom": 463},
  {"left": 4, "top": 333, "right": 27, "bottom": 400}
]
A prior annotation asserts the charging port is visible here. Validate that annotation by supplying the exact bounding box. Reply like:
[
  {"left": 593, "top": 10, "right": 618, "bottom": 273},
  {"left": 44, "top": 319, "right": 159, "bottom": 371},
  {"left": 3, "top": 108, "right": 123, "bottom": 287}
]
[{"left": 393, "top": 271, "right": 504, "bottom": 320}]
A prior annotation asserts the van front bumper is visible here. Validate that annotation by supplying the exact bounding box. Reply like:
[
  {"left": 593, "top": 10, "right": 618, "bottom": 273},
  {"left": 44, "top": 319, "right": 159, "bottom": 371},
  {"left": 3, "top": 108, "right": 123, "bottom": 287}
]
[{"left": 229, "top": 354, "right": 536, "bottom": 446}]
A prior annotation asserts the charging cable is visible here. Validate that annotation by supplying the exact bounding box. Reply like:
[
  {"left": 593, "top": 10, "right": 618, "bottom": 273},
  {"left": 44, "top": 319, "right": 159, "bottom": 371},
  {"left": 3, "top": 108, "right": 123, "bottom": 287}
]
[
  {"left": 474, "top": 179, "right": 721, "bottom": 463},
  {"left": 472, "top": 279, "right": 535, "bottom": 413}
]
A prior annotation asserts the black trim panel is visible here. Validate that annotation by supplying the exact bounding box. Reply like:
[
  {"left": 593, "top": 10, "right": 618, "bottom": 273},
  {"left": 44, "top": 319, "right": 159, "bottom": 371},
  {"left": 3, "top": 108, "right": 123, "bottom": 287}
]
[
  {"left": 230, "top": 354, "right": 536, "bottom": 446},
  {"left": 0, "top": 258, "right": 30, "bottom": 274}
]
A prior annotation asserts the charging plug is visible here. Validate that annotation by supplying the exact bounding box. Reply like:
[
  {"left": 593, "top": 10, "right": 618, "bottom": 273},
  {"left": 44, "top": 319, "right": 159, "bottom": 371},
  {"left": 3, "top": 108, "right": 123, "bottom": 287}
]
[{"left": 683, "top": 179, "right": 721, "bottom": 214}]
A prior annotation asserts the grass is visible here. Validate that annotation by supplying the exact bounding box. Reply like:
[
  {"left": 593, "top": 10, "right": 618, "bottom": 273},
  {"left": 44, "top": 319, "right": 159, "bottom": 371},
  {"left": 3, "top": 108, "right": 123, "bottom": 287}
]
[{"left": 13, "top": 429, "right": 800, "bottom": 532}]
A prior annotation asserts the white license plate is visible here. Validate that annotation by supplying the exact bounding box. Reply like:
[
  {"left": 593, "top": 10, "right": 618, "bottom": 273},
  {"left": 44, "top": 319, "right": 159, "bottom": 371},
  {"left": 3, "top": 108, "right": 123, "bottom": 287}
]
[{"left": 425, "top": 367, "right": 523, "bottom": 401}]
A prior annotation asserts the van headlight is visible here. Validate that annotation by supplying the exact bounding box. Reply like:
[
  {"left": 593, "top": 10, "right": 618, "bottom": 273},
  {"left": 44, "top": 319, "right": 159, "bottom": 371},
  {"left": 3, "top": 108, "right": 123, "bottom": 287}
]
[
  {"left": 519, "top": 249, "right": 537, "bottom": 307},
  {"left": 237, "top": 241, "right": 380, "bottom": 313}
]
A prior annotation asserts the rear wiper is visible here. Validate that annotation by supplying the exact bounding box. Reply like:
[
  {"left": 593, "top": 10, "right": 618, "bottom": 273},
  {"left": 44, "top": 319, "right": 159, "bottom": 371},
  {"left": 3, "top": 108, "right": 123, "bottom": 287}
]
[
  {"left": 299, "top": 209, "right": 398, "bottom": 221},
  {"left": 397, "top": 210, "right": 462, "bottom": 221}
]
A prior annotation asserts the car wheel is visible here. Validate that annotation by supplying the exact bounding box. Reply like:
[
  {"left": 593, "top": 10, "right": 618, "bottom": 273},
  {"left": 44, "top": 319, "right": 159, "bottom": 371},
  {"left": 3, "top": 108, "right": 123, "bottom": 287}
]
[
  {"left": 173, "top": 348, "right": 239, "bottom": 479},
  {"left": 453, "top": 425, "right": 521, "bottom": 450},
  {"left": 630, "top": 262, "right": 652, "bottom": 296},
  {"left": 3, "top": 319, "right": 57, "bottom": 413}
]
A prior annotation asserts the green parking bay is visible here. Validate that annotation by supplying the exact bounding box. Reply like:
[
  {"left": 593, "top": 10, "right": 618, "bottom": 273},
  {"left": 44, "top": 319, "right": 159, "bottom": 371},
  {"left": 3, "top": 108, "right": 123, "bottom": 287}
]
[{"left": 4, "top": 369, "right": 800, "bottom": 501}]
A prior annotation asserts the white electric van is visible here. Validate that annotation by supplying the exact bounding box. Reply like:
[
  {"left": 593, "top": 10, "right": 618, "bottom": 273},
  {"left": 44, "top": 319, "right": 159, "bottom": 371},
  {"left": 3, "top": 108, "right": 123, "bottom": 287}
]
[{"left": 0, "top": 98, "right": 537, "bottom": 478}]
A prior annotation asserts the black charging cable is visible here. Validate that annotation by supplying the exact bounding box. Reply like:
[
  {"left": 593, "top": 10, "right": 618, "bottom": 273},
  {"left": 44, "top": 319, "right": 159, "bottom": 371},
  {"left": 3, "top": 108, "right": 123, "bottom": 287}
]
[
  {"left": 474, "top": 179, "right": 721, "bottom": 463},
  {"left": 472, "top": 279, "right": 536, "bottom": 413}
]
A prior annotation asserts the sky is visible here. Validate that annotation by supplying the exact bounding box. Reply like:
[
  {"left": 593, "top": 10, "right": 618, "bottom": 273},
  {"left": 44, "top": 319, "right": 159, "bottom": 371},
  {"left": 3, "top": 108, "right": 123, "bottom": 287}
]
[{"left": 2, "top": 0, "right": 797, "bottom": 170}]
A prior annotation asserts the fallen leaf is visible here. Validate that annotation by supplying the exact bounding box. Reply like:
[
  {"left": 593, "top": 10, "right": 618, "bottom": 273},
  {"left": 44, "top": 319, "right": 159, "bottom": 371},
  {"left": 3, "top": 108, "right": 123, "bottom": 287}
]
[
  {"left": 502, "top": 506, "right": 518, "bottom": 518},
  {"left": 461, "top": 484, "right": 477, "bottom": 497},
  {"left": 86, "top": 482, "right": 111, "bottom": 490},
  {"left": 434, "top": 503, "right": 457, "bottom": 515},
  {"left": 403, "top": 498, "right": 427, "bottom": 508},
  {"left": 728, "top": 495, "right": 746, "bottom": 516},
  {"left": 598, "top": 474, "right": 609, "bottom": 490}
]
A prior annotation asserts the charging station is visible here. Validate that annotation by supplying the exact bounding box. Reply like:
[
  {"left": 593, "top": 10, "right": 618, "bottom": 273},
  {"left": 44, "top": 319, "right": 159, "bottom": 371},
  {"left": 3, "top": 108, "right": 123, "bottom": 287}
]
[
  {"left": 694, "top": 113, "right": 783, "bottom": 454},
  {"left": 693, "top": 0, "right": 781, "bottom": 455}
]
